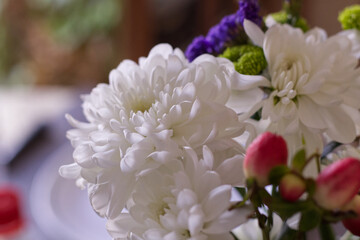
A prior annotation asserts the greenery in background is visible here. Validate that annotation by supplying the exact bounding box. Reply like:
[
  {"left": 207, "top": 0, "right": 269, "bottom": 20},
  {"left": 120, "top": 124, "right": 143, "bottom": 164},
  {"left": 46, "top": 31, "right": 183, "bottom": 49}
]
[
  {"left": 0, "top": 19, "right": 9, "bottom": 80},
  {"left": 268, "top": 10, "right": 309, "bottom": 32},
  {"left": 0, "top": 0, "right": 122, "bottom": 84},
  {"left": 29, "top": 0, "right": 121, "bottom": 48}
]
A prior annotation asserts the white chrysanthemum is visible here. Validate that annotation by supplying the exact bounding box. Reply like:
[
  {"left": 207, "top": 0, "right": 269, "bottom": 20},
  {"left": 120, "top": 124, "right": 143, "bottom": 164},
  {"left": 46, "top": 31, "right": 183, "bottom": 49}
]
[
  {"left": 232, "top": 20, "right": 360, "bottom": 155},
  {"left": 338, "top": 29, "right": 360, "bottom": 58},
  {"left": 59, "top": 44, "right": 245, "bottom": 219},
  {"left": 106, "top": 146, "right": 251, "bottom": 240}
]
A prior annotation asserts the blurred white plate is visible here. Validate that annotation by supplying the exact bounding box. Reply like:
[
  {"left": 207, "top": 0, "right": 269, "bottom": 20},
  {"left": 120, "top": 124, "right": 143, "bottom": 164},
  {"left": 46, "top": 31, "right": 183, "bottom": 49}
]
[{"left": 30, "top": 143, "right": 111, "bottom": 240}]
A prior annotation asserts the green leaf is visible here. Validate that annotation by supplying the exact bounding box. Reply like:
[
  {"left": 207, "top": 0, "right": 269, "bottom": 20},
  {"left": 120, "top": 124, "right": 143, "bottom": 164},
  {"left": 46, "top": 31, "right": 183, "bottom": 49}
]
[
  {"left": 269, "top": 165, "right": 290, "bottom": 185},
  {"left": 298, "top": 208, "right": 322, "bottom": 231},
  {"left": 292, "top": 149, "right": 306, "bottom": 172},
  {"left": 271, "top": 197, "right": 311, "bottom": 219}
]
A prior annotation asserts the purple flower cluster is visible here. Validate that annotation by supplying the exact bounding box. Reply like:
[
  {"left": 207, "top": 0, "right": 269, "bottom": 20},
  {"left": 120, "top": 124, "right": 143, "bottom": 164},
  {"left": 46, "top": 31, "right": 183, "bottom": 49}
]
[
  {"left": 185, "top": 0, "right": 262, "bottom": 62},
  {"left": 238, "top": 0, "right": 262, "bottom": 26}
]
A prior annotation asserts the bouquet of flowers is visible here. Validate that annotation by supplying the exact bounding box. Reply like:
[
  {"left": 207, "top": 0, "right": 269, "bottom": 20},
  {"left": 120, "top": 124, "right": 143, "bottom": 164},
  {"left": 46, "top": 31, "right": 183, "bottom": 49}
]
[{"left": 59, "top": 0, "right": 360, "bottom": 239}]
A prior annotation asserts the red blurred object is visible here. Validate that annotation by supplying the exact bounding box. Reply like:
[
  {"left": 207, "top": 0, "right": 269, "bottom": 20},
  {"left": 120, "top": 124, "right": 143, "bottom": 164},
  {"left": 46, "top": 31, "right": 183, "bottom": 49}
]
[
  {"left": 314, "top": 158, "right": 360, "bottom": 210},
  {"left": 342, "top": 195, "right": 360, "bottom": 236},
  {"left": 243, "top": 132, "right": 288, "bottom": 186},
  {"left": 279, "top": 173, "right": 306, "bottom": 202},
  {"left": 0, "top": 187, "right": 24, "bottom": 236}
]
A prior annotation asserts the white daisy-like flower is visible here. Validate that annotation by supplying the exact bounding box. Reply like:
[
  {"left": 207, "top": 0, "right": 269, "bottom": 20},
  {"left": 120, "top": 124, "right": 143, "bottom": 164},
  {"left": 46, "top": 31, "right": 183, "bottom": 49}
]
[
  {"left": 232, "top": 20, "right": 360, "bottom": 156},
  {"left": 59, "top": 43, "right": 245, "bottom": 219},
  {"left": 106, "top": 146, "right": 251, "bottom": 240}
]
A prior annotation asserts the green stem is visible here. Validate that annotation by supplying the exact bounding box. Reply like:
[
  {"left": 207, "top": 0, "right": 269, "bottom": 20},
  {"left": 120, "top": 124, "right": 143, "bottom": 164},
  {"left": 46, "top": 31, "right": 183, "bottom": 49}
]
[
  {"left": 266, "top": 187, "right": 275, "bottom": 230},
  {"left": 262, "top": 229, "right": 271, "bottom": 240},
  {"left": 301, "top": 153, "right": 321, "bottom": 172},
  {"left": 229, "top": 189, "right": 252, "bottom": 210},
  {"left": 319, "top": 221, "right": 336, "bottom": 240},
  {"left": 254, "top": 206, "right": 270, "bottom": 240}
]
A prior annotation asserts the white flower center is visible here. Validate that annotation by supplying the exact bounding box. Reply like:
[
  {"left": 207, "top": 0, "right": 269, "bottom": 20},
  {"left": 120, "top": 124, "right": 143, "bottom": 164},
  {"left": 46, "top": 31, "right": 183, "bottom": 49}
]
[
  {"left": 271, "top": 55, "right": 310, "bottom": 105},
  {"left": 131, "top": 98, "right": 154, "bottom": 113},
  {"left": 181, "top": 230, "right": 191, "bottom": 238},
  {"left": 148, "top": 201, "right": 169, "bottom": 221},
  {"left": 122, "top": 87, "right": 156, "bottom": 114}
]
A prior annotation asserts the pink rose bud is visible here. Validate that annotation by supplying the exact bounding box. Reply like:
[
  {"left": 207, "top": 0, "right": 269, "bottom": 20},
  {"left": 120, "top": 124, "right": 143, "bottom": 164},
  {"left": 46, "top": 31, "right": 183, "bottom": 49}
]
[
  {"left": 342, "top": 195, "right": 360, "bottom": 236},
  {"left": 279, "top": 173, "right": 306, "bottom": 202},
  {"left": 314, "top": 158, "right": 360, "bottom": 210},
  {"left": 244, "top": 132, "right": 288, "bottom": 186}
]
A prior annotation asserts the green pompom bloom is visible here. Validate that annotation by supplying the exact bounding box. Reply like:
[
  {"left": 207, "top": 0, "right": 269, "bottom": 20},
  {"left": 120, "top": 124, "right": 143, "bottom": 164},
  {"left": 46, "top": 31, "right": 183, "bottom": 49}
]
[
  {"left": 268, "top": 11, "right": 309, "bottom": 32},
  {"left": 234, "top": 51, "right": 267, "bottom": 75},
  {"left": 338, "top": 5, "right": 360, "bottom": 30},
  {"left": 220, "top": 44, "right": 267, "bottom": 75},
  {"left": 220, "top": 45, "right": 260, "bottom": 62},
  {"left": 220, "top": 46, "right": 243, "bottom": 62}
]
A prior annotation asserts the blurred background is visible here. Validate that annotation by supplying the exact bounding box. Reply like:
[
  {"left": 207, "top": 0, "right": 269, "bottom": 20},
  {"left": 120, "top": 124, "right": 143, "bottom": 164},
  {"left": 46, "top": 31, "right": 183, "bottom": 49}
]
[
  {"left": 0, "top": 0, "right": 359, "bottom": 239},
  {"left": 0, "top": 0, "right": 359, "bottom": 86}
]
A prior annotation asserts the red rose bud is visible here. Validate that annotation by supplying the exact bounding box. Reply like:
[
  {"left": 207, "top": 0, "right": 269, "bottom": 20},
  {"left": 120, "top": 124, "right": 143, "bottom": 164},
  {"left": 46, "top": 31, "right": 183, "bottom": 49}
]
[
  {"left": 279, "top": 173, "right": 306, "bottom": 202},
  {"left": 342, "top": 195, "right": 360, "bottom": 236},
  {"left": 314, "top": 158, "right": 360, "bottom": 210},
  {"left": 243, "top": 132, "right": 288, "bottom": 186}
]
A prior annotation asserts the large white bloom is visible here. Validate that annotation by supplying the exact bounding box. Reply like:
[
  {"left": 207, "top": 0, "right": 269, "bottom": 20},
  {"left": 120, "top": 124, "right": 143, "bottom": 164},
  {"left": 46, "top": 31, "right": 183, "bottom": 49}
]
[
  {"left": 59, "top": 44, "right": 246, "bottom": 219},
  {"left": 106, "top": 146, "right": 251, "bottom": 240},
  {"left": 232, "top": 20, "right": 360, "bottom": 156}
]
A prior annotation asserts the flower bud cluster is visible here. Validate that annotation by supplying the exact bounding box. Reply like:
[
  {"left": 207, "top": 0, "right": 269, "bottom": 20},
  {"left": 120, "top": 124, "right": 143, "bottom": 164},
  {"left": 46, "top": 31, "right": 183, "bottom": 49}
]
[{"left": 243, "top": 132, "right": 360, "bottom": 236}]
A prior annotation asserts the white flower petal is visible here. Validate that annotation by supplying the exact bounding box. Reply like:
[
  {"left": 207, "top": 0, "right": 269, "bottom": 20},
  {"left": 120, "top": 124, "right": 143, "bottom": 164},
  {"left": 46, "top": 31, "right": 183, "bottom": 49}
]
[
  {"left": 188, "top": 205, "right": 205, "bottom": 236},
  {"left": 203, "top": 207, "right": 252, "bottom": 234},
  {"left": 231, "top": 73, "right": 270, "bottom": 90},
  {"left": 202, "top": 185, "right": 232, "bottom": 221},
  {"left": 106, "top": 214, "right": 138, "bottom": 239},
  {"left": 298, "top": 97, "right": 326, "bottom": 129},
  {"left": 177, "top": 189, "right": 198, "bottom": 209},
  {"left": 215, "top": 154, "right": 245, "bottom": 185},
  {"left": 322, "top": 107, "right": 356, "bottom": 143},
  {"left": 59, "top": 163, "right": 81, "bottom": 179},
  {"left": 244, "top": 19, "right": 265, "bottom": 47}
]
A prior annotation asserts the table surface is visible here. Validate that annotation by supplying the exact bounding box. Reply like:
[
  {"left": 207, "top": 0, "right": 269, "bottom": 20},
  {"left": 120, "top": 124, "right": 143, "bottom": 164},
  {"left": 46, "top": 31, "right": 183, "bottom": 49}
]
[{"left": 1, "top": 86, "right": 110, "bottom": 240}]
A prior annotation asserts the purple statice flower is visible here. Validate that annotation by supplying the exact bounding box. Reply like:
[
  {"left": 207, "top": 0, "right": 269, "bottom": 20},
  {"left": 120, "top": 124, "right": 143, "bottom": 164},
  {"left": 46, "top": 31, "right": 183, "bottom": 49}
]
[
  {"left": 185, "top": 36, "right": 214, "bottom": 62},
  {"left": 185, "top": 0, "right": 262, "bottom": 61},
  {"left": 206, "top": 14, "right": 240, "bottom": 54},
  {"left": 238, "top": 0, "right": 263, "bottom": 26}
]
